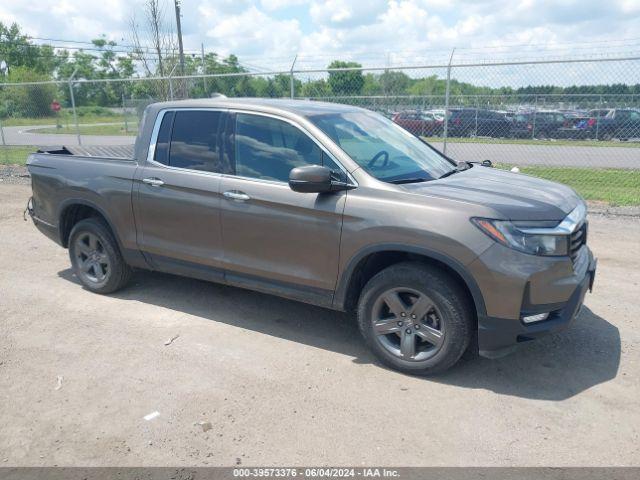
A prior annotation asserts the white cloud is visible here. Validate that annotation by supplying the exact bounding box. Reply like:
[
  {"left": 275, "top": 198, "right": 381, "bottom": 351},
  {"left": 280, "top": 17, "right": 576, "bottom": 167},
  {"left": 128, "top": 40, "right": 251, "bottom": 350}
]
[
  {"left": 1, "top": 0, "right": 639, "bottom": 78},
  {"left": 260, "top": 0, "right": 308, "bottom": 11},
  {"left": 200, "top": 5, "right": 302, "bottom": 59},
  {"left": 309, "top": 0, "right": 387, "bottom": 27}
]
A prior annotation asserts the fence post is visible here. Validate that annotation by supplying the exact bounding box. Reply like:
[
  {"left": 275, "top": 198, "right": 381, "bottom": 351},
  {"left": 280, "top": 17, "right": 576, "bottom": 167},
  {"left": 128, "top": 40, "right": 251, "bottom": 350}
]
[
  {"left": 201, "top": 43, "right": 207, "bottom": 95},
  {"left": 531, "top": 95, "right": 537, "bottom": 139},
  {"left": 474, "top": 95, "right": 479, "bottom": 136},
  {"left": 122, "top": 92, "right": 129, "bottom": 134},
  {"left": 442, "top": 47, "right": 455, "bottom": 156},
  {"left": 168, "top": 63, "right": 179, "bottom": 101},
  {"left": 68, "top": 68, "right": 81, "bottom": 146},
  {"left": 0, "top": 117, "right": 8, "bottom": 164},
  {"left": 289, "top": 54, "right": 298, "bottom": 99}
]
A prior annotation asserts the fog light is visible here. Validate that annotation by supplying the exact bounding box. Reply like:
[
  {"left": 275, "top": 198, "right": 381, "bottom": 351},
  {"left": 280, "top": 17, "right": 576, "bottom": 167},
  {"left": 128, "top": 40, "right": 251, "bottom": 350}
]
[{"left": 522, "top": 312, "right": 549, "bottom": 324}]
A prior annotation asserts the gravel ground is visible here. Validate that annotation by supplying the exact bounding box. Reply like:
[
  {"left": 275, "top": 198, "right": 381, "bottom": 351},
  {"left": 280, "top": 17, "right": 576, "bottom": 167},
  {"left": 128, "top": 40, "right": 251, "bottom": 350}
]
[
  {"left": 0, "top": 183, "right": 639, "bottom": 467},
  {"left": 0, "top": 165, "right": 31, "bottom": 185}
]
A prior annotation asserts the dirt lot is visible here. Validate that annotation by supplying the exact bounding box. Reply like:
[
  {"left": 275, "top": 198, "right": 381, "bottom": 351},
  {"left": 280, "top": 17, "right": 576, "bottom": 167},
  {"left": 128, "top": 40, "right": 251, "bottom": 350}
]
[{"left": 0, "top": 183, "right": 639, "bottom": 467}]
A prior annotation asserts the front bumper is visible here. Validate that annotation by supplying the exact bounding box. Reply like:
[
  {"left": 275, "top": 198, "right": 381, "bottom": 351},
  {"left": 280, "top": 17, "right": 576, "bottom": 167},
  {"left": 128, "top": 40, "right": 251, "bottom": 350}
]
[{"left": 476, "top": 253, "right": 597, "bottom": 358}]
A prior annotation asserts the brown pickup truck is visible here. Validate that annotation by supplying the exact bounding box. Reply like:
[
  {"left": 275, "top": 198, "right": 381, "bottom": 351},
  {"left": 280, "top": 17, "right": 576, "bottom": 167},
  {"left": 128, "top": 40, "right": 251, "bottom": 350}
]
[{"left": 26, "top": 98, "right": 596, "bottom": 374}]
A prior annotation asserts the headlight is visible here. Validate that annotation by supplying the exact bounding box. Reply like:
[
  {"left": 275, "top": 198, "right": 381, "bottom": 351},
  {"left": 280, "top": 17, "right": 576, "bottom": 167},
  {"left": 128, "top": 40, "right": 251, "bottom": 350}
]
[{"left": 472, "top": 218, "right": 568, "bottom": 256}]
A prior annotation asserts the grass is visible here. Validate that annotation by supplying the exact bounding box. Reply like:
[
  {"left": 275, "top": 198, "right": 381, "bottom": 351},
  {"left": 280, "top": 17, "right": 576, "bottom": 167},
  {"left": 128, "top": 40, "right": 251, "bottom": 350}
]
[
  {"left": 0, "top": 146, "right": 36, "bottom": 166},
  {"left": 422, "top": 136, "right": 640, "bottom": 149},
  {"left": 1, "top": 113, "right": 138, "bottom": 128},
  {"left": 33, "top": 123, "right": 137, "bottom": 136},
  {"left": 496, "top": 164, "right": 640, "bottom": 206}
]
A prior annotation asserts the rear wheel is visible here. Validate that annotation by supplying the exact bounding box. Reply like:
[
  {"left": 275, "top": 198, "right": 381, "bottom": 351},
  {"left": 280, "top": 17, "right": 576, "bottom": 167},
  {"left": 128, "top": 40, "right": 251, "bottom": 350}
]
[
  {"left": 357, "top": 262, "right": 473, "bottom": 375},
  {"left": 68, "top": 218, "right": 132, "bottom": 294}
]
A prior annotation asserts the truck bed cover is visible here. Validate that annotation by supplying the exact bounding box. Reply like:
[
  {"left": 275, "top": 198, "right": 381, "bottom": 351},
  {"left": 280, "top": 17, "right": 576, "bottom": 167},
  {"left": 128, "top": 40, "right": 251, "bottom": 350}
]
[{"left": 36, "top": 145, "right": 134, "bottom": 159}]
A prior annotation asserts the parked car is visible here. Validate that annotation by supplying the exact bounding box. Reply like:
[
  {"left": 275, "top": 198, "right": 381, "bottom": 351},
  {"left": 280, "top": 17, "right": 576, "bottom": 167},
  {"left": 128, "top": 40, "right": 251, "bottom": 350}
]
[
  {"left": 26, "top": 98, "right": 596, "bottom": 375},
  {"left": 447, "top": 108, "right": 512, "bottom": 138},
  {"left": 597, "top": 108, "right": 640, "bottom": 140},
  {"left": 557, "top": 115, "right": 598, "bottom": 139},
  {"left": 589, "top": 108, "right": 613, "bottom": 119},
  {"left": 510, "top": 111, "right": 566, "bottom": 139},
  {"left": 392, "top": 110, "right": 443, "bottom": 136}
]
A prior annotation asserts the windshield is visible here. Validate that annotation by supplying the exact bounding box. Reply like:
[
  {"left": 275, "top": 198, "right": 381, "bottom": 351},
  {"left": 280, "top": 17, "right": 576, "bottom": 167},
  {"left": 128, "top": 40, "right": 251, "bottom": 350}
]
[{"left": 309, "top": 110, "right": 455, "bottom": 183}]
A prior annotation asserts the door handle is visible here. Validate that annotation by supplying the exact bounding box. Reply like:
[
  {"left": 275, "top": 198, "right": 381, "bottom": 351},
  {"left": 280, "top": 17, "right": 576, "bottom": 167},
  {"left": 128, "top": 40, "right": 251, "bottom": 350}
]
[
  {"left": 142, "top": 177, "right": 164, "bottom": 187},
  {"left": 223, "top": 190, "right": 250, "bottom": 201}
]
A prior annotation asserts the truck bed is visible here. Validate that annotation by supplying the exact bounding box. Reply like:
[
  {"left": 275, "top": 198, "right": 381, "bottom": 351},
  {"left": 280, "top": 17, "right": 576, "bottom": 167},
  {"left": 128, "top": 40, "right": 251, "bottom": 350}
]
[{"left": 36, "top": 145, "right": 134, "bottom": 160}]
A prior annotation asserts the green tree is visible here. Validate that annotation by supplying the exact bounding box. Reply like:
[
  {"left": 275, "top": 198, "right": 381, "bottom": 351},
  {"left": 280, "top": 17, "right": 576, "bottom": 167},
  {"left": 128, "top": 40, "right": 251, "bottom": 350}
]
[
  {"left": 0, "top": 22, "right": 59, "bottom": 76},
  {"left": 328, "top": 60, "right": 364, "bottom": 95},
  {"left": 379, "top": 71, "right": 411, "bottom": 95},
  {"left": 1, "top": 67, "right": 58, "bottom": 117}
]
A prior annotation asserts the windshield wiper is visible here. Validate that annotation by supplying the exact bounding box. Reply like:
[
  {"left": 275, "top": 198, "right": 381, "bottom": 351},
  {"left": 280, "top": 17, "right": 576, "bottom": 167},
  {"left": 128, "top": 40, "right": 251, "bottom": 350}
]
[
  {"left": 438, "top": 169, "right": 460, "bottom": 179},
  {"left": 438, "top": 161, "right": 470, "bottom": 179},
  {"left": 388, "top": 177, "right": 429, "bottom": 184}
]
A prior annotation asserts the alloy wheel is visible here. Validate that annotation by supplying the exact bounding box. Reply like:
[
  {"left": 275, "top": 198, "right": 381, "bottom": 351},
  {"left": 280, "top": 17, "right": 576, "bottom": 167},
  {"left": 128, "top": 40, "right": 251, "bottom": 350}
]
[
  {"left": 74, "top": 232, "right": 110, "bottom": 285},
  {"left": 371, "top": 287, "right": 445, "bottom": 361}
]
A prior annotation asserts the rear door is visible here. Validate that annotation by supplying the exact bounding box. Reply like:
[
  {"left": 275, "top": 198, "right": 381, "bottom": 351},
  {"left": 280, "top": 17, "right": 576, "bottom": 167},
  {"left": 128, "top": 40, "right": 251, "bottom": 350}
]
[
  {"left": 134, "top": 109, "right": 231, "bottom": 278},
  {"left": 218, "top": 112, "right": 349, "bottom": 305}
]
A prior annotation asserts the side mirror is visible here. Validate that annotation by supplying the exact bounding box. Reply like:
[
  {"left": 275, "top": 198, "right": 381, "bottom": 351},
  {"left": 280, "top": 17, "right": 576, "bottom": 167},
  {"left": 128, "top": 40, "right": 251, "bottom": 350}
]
[
  {"left": 289, "top": 165, "right": 332, "bottom": 193},
  {"left": 481, "top": 159, "right": 493, "bottom": 167}
]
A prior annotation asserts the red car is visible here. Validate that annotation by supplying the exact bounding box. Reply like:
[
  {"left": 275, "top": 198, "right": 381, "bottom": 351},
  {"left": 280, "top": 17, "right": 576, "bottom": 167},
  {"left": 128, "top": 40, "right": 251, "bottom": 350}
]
[{"left": 392, "top": 111, "right": 443, "bottom": 136}]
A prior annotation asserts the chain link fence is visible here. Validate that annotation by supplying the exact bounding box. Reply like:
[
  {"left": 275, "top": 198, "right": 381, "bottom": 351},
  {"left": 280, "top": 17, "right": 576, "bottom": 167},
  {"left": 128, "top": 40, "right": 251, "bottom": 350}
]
[{"left": 1, "top": 55, "right": 639, "bottom": 204}]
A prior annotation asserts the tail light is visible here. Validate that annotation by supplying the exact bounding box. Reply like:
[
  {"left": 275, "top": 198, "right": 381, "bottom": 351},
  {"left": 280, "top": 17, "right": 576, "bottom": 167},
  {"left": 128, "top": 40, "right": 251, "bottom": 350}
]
[
  {"left": 527, "top": 123, "right": 532, "bottom": 130},
  {"left": 587, "top": 118, "right": 596, "bottom": 127}
]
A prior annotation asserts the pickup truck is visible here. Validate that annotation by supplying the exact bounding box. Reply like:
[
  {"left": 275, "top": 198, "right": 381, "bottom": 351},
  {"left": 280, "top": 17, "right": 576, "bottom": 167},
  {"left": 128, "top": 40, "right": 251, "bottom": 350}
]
[{"left": 26, "top": 98, "right": 597, "bottom": 375}]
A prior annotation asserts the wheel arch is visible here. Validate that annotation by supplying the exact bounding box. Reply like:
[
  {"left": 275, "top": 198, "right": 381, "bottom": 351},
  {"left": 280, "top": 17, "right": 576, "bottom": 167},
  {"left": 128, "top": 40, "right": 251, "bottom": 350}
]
[
  {"left": 333, "top": 244, "right": 486, "bottom": 318},
  {"left": 58, "top": 198, "right": 122, "bottom": 250}
]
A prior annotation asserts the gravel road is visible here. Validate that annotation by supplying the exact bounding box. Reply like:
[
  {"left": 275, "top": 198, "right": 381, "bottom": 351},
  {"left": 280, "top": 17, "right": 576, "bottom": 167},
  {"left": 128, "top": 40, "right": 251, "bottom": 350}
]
[
  {"left": 0, "top": 183, "right": 639, "bottom": 466},
  {"left": 431, "top": 141, "right": 640, "bottom": 169}
]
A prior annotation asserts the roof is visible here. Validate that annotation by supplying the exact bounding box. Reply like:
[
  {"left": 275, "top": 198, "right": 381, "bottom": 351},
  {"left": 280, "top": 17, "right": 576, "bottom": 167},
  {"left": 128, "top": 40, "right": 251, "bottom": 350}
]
[{"left": 150, "top": 97, "right": 363, "bottom": 118}]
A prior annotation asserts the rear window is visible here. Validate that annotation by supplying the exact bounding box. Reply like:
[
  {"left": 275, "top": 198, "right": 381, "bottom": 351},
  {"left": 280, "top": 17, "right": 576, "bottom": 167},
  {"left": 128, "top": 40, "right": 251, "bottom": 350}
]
[{"left": 169, "top": 110, "right": 224, "bottom": 172}]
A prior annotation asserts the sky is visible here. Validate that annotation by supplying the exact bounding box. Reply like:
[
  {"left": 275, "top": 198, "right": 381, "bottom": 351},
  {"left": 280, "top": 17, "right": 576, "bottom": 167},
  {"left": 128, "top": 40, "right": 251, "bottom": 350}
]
[{"left": 1, "top": 0, "right": 640, "bottom": 83}]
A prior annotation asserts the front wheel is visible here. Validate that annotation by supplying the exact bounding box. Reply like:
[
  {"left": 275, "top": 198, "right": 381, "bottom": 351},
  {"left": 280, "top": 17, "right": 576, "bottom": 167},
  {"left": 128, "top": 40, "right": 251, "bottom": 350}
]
[
  {"left": 357, "top": 262, "right": 474, "bottom": 375},
  {"left": 68, "top": 217, "right": 132, "bottom": 294}
]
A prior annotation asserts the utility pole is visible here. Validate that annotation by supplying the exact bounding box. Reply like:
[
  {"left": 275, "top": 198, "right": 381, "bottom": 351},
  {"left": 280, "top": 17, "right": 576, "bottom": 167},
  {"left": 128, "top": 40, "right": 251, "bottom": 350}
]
[{"left": 174, "top": 0, "right": 185, "bottom": 75}]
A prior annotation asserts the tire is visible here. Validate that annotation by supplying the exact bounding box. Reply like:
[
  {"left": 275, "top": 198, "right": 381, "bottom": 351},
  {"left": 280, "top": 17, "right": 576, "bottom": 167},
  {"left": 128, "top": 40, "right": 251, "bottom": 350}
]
[
  {"left": 68, "top": 217, "right": 132, "bottom": 294},
  {"left": 357, "top": 262, "right": 473, "bottom": 375}
]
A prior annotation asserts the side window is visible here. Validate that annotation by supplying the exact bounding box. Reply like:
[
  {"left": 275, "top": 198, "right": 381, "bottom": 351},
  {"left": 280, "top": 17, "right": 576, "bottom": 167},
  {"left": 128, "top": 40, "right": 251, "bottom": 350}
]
[
  {"left": 153, "top": 111, "right": 174, "bottom": 165},
  {"left": 234, "top": 114, "right": 322, "bottom": 182},
  {"left": 168, "top": 110, "right": 226, "bottom": 172}
]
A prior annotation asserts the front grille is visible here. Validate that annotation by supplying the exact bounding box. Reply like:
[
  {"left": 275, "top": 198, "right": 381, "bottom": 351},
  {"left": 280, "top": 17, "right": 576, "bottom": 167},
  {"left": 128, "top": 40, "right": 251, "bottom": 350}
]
[{"left": 570, "top": 221, "right": 588, "bottom": 262}]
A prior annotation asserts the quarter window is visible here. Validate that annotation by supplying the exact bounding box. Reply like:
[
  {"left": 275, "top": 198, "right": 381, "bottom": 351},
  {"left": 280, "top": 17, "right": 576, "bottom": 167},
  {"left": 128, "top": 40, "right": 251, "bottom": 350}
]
[
  {"left": 234, "top": 113, "right": 323, "bottom": 182},
  {"left": 153, "top": 111, "right": 174, "bottom": 165}
]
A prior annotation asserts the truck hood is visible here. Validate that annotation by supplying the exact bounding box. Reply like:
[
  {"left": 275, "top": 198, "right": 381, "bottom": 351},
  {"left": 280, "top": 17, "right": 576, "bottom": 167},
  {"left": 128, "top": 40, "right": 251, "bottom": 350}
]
[{"left": 401, "top": 166, "right": 580, "bottom": 221}]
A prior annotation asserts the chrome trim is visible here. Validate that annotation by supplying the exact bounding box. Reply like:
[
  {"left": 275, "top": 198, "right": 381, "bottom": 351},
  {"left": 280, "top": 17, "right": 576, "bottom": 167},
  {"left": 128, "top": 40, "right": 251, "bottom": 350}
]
[
  {"left": 144, "top": 107, "right": 358, "bottom": 187},
  {"left": 142, "top": 177, "right": 165, "bottom": 187},
  {"left": 518, "top": 203, "right": 587, "bottom": 236},
  {"left": 223, "top": 191, "right": 251, "bottom": 201},
  {"left": 32, "top": 215, "right": 57, "bottom": 228},
  {"left": 145, "top": 108, "right": 227, "bottom": 179}
]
